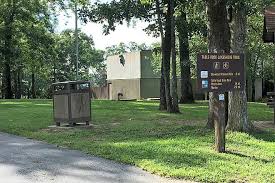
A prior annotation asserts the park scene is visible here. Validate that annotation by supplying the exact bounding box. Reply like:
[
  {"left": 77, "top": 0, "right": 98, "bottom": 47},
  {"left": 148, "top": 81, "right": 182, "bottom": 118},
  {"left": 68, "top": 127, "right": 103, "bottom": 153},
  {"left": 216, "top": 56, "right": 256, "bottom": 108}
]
[{"left": 0, "top": 0, "right": 275, "bottom": 183}]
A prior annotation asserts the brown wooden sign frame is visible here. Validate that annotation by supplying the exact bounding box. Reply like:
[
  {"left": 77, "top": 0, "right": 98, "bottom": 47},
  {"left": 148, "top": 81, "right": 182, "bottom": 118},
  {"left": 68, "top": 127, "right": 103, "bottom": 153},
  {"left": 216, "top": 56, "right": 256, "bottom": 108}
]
[{"left": 197, "top": 53, "right": 245, "bottom": 93}]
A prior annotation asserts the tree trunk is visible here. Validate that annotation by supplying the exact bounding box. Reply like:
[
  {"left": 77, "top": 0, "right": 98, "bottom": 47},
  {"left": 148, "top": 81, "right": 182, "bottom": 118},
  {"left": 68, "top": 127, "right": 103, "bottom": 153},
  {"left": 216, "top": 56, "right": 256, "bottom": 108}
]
[
  {"left": 177, "top": 10, "right": 194, "bottom": 104},
  {"left": 2, "top": 0, "right": 15, "bottom": 99},
  {"left": 31, "top": 72, "right": 36, "bottom": 99},
  {"left": 206, "top": 0, "right": 231, "bottom": 128},
  {"left": 3, "top": 24, "right": 13, "bottom": 99},
  {"left": 170, "top": 0, "right": 179, "bottom": 113},
  {"left": 3, "top": 62, "right": 12, "bottom": 99},
  {"left": 159, "top": 62, "right": 167, "bottom": 110},
  {"left": 163, "top": 1, "right": 173, "bottom": 112},
  {"left": 15, "top": 68, "right": 22, "bottom": 99},
  {"left": 14, "top": 71, "right": 18, "bottom": 98},
  {"left": 227, "top": 3, "right": 252, "bottom": 132},
  {"left": 252, "top": 78, "right": 255, "bottom": 102},
  {"left": 1, "top": 77, "right": 4, "bottom": 98},
  {"left": 156, "top": 0, "right": 167, "bottom": 111}
]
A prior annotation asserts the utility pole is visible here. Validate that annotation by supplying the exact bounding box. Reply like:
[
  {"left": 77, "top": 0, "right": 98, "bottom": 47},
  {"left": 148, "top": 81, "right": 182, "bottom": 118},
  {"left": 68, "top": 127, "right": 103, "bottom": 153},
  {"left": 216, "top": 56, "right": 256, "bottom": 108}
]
[{"left": 75, "top": 1, "right": 79, "bottom": 80}]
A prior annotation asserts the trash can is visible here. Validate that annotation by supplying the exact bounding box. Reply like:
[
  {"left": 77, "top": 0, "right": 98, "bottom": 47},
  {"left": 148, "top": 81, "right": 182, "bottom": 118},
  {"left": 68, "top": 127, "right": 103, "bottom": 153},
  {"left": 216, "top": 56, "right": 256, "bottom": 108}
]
[{"left": 52, "top": 81, "right": 91, "bottom": 126}]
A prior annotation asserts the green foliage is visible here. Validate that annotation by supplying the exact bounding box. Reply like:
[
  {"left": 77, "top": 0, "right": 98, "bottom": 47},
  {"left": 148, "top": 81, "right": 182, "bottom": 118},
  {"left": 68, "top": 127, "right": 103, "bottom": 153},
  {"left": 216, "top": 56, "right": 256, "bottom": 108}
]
[
  {"left": 0, "top": 1, "right": 106, "bottom": 98},
  {"left": 0, "top": 100, "right": 274, "bottom": 182},
  {"left": 80, "top": 0, "right": 153, "bottom": 35},
  {"left": 54, "top": 29, "right": 105, "bottom": 82},
  {"left": 245, "top": 5, "right": 274, "bottom": 89},
  {"left": 0, "top": 0, "right": 56, "bottom": 98},
  {"left": 105, "top": 42, "right": 150, "bottom": 56},
  {"left": 189, "top": 34, "right": 208, "bottom": 78}
]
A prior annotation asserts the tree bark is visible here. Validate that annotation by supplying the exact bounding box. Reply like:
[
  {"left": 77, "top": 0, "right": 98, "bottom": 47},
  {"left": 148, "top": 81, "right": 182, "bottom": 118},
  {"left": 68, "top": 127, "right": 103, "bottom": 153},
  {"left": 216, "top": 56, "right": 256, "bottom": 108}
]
[
  {"left": 156, "top": 0, "right": 167, "bottom": 111},
  {"left": 206, "top": 0, "right": 231, "bottom": 128},
  {"left": 177, "top": 10, "right": 194, "bottom": 104},
  {"left": 170, "top": 0, "right": 179, "bottom": 113},
  {"left": 163, "top": 1, "right": 173, "bottom": 112},
  {"left": 227, "top": 3, "right": 252, "bottom": 132},
  {"left": 3, "top": 62, "right": 12, "bottom": 99},
  {"left": 3, "top": 23, "right": 13, "bottom": 99},
  {"left": 14, "top": 71, "right": 18, "bottom": 98},
  {"left": 15, "top": 68, "right": 22, "bottom": 99},
  {"left": 31, "top": 72, "right": 36, "bottom": 99},
  {"left": 2, "top": 0, "right": 15, "bottom": 99}
]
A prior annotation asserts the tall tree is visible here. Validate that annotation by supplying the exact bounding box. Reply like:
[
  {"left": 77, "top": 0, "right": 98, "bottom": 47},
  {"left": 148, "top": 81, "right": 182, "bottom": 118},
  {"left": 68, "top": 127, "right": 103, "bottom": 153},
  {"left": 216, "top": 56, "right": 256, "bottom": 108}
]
[
  {"left": 54, "top": 29, "right": 105, "bottom": 82},
  {"left": 170, "top": 0, "right": 179, "bottom": 112},
  {"left": 162, "top": 0, "right": 173, "bottom": 112},
  {"left": 1, "top": 0, "right": 16, "bottom": 99},
  {"left": 227, "top": 2, "right": 252, "bottom": 132},
  {"left": 177, "top": 10, "right": 194, "bottom": 103},
  {"left": 0, "top": 0, "right": 54, "bottom": 99},
  {"left": 206, "top": 0, "right": 231, "bottom": 128},
  {"left": 156, "top": 0, "right": 167, "bottom": 110},
  {"left": 82, "top": 0, "right": 177, "bottom": 112}
]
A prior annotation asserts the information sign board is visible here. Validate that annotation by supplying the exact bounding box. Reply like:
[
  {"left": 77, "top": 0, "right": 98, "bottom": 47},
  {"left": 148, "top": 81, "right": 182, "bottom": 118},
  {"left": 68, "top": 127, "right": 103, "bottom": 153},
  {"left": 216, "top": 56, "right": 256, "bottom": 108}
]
[{"left": 197, "top": 53, "right": 245, "bottom": 92}]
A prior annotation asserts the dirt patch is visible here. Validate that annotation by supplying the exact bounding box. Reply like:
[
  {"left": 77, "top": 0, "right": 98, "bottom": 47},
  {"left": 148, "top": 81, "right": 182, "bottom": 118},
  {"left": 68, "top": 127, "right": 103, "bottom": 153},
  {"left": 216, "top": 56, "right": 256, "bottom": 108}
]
[
  {"left": 158, "top": 119, "right": 205, "bottom": 126},
  {"left": 42, "top": 124, "right": 95, "bottom": 132}
]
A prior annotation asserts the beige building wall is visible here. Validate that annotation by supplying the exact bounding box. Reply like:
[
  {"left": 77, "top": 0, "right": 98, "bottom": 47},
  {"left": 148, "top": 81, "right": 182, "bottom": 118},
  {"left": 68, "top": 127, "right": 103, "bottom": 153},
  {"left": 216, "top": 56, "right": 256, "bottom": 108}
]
[
  {"left": 107, "top": 52, "right": 141, "bottom": 80},
  {"left": 106, "top": 51, "right": 206, "bottom": 100},
  {"left": 108, "top": 79, "right": 141, "bottom": 100}
]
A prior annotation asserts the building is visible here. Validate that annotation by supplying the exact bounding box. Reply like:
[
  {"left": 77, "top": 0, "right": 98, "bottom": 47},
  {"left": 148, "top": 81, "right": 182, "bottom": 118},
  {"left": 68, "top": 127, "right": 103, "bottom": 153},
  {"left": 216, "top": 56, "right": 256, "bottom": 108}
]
[
  {"left": 107, "top": 51, "right": 160, "bottom": 100},
  {"left": 106, "top": 51, "right": 264, "bottom": 101}
]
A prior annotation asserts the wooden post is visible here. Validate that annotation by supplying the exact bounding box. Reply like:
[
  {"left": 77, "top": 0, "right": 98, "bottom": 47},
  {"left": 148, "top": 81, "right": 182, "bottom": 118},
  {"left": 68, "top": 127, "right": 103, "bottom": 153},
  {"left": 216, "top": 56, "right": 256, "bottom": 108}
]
[{"left": 213, "top": 92, "right": 226, "bottom": 152}]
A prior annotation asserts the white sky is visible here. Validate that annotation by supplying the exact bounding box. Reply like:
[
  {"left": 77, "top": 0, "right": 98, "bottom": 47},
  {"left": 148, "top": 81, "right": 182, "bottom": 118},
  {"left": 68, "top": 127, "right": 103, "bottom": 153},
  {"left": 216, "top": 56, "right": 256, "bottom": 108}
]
[{"left": 57, "top": 9, "right": 160, "bottom": 50}]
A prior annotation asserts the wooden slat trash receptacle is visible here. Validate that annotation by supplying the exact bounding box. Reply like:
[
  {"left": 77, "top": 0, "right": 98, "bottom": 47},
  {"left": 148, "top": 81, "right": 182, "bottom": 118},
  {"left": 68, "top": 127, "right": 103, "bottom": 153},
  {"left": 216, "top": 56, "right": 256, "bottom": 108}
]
[{"left": 52, "top": 81, "right": 91, "bottom": 126}]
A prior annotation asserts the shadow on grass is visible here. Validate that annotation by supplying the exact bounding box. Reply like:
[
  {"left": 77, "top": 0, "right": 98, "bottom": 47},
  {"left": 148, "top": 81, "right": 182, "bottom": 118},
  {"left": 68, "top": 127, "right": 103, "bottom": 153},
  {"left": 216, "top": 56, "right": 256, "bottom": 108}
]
[
  {"left": 225, "top": 151, "right": 272, "bottom": 163},
  {"left": 250, "top": 130, "right": 275, "bottom": 142}
]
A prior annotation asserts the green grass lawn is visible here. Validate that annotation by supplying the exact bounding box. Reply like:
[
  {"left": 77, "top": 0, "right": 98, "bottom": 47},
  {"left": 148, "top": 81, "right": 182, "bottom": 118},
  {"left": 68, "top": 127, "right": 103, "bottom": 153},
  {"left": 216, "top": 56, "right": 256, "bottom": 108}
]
[{"left": 0, "top": 99, "right": 274, "bottom": 183}]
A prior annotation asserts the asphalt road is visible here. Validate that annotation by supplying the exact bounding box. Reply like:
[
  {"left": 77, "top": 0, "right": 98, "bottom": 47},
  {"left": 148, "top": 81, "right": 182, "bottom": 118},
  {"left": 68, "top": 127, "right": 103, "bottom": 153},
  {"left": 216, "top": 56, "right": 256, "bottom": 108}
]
[{"left": 0, "top": 132, "right": 191, "bottom": 183}]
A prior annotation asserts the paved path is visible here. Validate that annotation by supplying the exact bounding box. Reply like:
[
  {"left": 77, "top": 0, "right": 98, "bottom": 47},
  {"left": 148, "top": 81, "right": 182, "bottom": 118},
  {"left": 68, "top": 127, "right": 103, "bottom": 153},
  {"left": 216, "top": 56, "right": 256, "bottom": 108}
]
[{"left": 0, "top": 132, "right": 191, "bottom": 183}]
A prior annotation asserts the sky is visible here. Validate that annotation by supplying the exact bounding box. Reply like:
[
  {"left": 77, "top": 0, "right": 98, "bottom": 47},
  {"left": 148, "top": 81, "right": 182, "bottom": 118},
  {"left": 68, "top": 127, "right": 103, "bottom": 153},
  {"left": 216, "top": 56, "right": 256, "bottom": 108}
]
[{"left": 57, "top": 8, "right": 160, "bottom": 50}]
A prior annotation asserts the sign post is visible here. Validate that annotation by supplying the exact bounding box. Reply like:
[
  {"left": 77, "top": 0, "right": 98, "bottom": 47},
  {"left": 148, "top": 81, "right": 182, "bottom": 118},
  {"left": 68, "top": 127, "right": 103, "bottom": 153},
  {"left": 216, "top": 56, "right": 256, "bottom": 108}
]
[{"left": 197, "top": 53, "right": 245, "bottom": 152}]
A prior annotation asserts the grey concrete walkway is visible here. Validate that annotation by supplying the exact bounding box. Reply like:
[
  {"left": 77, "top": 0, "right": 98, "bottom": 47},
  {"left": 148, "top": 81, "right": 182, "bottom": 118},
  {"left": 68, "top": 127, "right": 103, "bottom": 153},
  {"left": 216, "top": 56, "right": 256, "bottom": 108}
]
[{"left": 0, "top": 132, "right": 191, "bottom": 183}]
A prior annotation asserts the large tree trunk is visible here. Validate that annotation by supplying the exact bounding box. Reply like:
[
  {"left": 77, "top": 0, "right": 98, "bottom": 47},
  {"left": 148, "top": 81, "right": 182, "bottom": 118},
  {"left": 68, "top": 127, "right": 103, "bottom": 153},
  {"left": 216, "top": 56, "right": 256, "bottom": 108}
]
[
  {"left": 14, "top": 71, "right": 18, "bottom": 98},
  {"left": 3, "top": 62, "right": 12, "bottom": 99},
  {"left": 1, "top": 77, "right": 4, "bottom": 98},
  {"left": 206, "top": 0, "right": 231, "bottom": 128},
  {"left": 159, "top": 61, "right": 167, "bottom": 110},
  {"left": 31, "top": 72, "right": 36, "bottom": 99},
  {"left": 156, "top": 0, "right": 167, "bottom": 111},
  {"left": 2, "top": 0, "right": 15, "bottom": 99},
  {"left": 170, "top": 0, "right": 179, "bottom": 113},
  {"left": 227, "top": 3, "right": 252, "bottom": 132},
  {"left": 15, "top": 68, "right": 22, "bottom": 99},
  {"left": 163, "top": 1, "right": 173, "bottom": 112},
  {"left": 3, "top": 24, "right": 13, "bottom": 99},
  {"left": 177, "top": 10, "right": 194, "bottom": 104}
]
